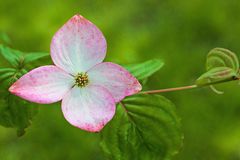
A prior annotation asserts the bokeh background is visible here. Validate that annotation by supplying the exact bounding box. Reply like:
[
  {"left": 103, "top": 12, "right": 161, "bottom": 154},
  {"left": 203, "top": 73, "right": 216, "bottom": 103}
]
[{"left": 1, "top": 0, "right": 240, "bottom": 159}]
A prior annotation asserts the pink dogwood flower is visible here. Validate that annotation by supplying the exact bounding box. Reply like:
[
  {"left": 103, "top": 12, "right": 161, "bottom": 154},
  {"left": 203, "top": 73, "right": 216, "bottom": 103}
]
[{"left": 9, "top": 15, "right": 142, "bottom": 132}]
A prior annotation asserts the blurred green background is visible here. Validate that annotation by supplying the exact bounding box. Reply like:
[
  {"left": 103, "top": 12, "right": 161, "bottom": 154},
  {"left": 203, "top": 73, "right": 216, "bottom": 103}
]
[{"left": 1, "top": 0, "right": 240, "bottom": 159}]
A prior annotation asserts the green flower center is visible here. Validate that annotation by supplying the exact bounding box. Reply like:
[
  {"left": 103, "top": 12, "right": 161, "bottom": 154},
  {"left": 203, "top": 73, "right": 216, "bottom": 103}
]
[{"left": 75, "top": 72, "right": 89, "bottom": 87}]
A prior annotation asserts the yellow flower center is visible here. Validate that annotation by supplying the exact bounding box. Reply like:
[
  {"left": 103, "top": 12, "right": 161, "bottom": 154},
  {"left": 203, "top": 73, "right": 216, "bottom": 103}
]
[{"left": 75, "top": 72, "right": 89, "bottom": 87}]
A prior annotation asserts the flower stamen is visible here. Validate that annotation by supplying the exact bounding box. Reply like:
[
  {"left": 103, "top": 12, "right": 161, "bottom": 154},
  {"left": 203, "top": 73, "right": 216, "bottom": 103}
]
[{"left": 75, "top": 72, "right": 89, "bottom": 87}]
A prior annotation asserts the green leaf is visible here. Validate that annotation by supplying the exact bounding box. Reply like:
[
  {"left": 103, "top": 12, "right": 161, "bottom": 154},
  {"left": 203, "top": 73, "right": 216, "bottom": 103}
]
[
  {"left": 24, "top": 52, "right": 49, "bottom": 64},
  {"left": 0, "top": 67, "right": 38, "bottom": 136},
  {"left": 0, "top": 67, "right": 25, "bottom": 88},
  {"left": 0, "top": 71, "right": 16, "bottom": 82},
  {"left": 0, "top": 68, "right": 16, "bottom": 73},
  {"left": 100, "top": 94, "right": 183, "bottom": 160},
  {"left": 124, "top": 59, "right": 164, "bottom": 81},
  {"left": 196, "top": 67, "right": 238, "bottom": 86},
  {"left": 207, "top": 48, "right": 239, "bottom": 72},
  {"left": 0, "top": 93, "right": 38, "bottom": 137},
  {"left": 0, "top": 44, "right": 24, "bottom": 68},
  {"left": 0, "top": 46, "right": 49, "bottom": 136},
  {"left": 0, "top": 68, "right": 19, "bottom": 87},
  {"left": 0, "top": 45, "right": 50, "bottom": 70},
  {"left": 196, "top": 48, "right": 240, "bottom": 87}
]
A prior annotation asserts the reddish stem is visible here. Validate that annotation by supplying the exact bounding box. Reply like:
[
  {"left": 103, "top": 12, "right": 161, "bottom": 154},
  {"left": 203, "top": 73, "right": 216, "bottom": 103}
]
[{"left": 140, "top": 85, "right": 197, "bottom": 94}]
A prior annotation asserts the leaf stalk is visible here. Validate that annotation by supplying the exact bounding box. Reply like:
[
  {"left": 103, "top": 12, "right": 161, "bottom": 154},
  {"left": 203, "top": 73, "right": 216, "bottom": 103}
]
[{"left": 139, "top": 77, "right": 240, "bottom": 94}]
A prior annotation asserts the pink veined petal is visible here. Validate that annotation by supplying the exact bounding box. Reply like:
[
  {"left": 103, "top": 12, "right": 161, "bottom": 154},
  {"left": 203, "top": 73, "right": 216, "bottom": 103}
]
[
  {"left": 9, "top": 65, "right": 74, "bottom": 104},
  {"left": 62, "top": 85, "right": 115, "bottom": 132},
  {"left": 51, "top": 14, "right": 107, "bottom": 75},
  {"left": 88, "top": 62, "right": 142, "bottom": 102}
]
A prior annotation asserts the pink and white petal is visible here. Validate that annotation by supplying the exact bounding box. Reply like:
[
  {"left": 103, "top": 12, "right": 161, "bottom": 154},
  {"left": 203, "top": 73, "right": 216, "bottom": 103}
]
[
  {"left": 88, "top": 62, "right": 142, "bottom": 102},
  {"left": 9, "top": 65, "right": 74, "bottom": 104},
  {"left": 51, "top": 14, "right": 107, "bottom": 75},
  {"left": 62, "top": 85, "right": 115, "bottom": 132}
]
